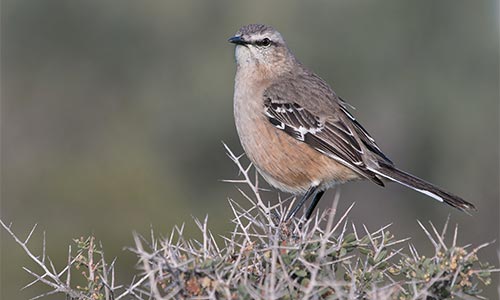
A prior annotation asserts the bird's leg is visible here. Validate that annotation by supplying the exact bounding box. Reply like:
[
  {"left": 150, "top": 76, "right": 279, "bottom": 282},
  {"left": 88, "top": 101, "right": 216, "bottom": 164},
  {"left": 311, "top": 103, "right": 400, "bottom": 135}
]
[
  {"left": 305, "top": 190, "right": 325, "bottom": 220},
  {"left": 286, "top": 186, "right": 317, "bottom": 220}
]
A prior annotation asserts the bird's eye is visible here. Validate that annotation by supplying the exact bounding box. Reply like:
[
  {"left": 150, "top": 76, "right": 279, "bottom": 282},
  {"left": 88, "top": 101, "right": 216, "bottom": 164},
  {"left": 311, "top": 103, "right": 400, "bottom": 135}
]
[{"left": 255, "top": 38, "right": 272, "bottom": 47}]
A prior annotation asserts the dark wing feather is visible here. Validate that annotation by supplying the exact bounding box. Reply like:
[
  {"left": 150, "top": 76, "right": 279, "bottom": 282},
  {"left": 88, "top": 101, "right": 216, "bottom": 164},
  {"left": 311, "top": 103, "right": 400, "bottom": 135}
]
[
  {"left": 263, "top": 97, "right": 386, "bottom": 186},
  {"left": 338, "top": 100, "right": 393, "bottom": 164}
]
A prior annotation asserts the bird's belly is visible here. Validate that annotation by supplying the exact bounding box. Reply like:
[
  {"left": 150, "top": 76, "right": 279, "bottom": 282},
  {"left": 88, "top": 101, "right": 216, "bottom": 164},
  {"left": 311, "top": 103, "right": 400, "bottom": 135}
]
[{"left": 235, "top": 110, "right": 359, "bottom": 194}]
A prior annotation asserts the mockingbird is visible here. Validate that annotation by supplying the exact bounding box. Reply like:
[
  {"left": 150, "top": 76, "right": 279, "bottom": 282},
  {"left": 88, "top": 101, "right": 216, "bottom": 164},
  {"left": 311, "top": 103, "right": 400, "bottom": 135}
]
[{"left": 228, "top": 24, "right": 475, "bottom": 220}]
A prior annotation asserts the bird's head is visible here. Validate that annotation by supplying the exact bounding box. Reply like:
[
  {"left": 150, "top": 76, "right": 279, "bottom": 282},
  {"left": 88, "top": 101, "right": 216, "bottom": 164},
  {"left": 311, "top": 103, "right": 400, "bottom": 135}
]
[{"left": 229, "top": 24, "right": 294, "bottom": 77}]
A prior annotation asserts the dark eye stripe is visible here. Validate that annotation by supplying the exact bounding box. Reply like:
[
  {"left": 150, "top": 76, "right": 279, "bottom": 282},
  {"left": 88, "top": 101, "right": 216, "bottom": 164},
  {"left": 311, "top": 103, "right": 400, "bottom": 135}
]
[{"left": 254, "top": 38, "right": 272, "bottom": 47}]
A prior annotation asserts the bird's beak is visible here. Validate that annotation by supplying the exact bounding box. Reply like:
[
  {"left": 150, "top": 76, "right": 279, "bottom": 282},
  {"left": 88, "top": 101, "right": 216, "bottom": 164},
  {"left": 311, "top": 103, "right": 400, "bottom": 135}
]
[{"left": 228, "top": 35, "right": 248, "bottom": 45}]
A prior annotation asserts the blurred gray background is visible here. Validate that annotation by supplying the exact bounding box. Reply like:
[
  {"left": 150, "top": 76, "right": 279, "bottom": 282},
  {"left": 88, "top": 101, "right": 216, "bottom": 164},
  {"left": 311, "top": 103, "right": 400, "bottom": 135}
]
[{"left": 1, "top": 1, "right": 499, "bottom": 299}]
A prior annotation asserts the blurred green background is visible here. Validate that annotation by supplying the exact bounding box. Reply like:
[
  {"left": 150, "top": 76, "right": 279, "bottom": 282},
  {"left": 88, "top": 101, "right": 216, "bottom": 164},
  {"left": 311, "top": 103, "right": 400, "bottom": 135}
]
[{"left": 1, "top": 1, "right": 498, "bottom": 299}]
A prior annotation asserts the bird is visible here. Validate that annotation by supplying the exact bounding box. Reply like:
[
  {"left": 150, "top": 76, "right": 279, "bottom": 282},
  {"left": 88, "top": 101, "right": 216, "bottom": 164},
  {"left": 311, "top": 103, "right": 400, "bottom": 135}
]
[{"left": 228, "top": 24, "right": 475, "bottom": 220}]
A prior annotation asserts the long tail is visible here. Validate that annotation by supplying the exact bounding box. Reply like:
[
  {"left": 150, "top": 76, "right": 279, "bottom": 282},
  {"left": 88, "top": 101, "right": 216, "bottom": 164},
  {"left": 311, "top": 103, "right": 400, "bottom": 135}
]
[{"left": 369, "top": 163, "right": 476, "bottom": 212}]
